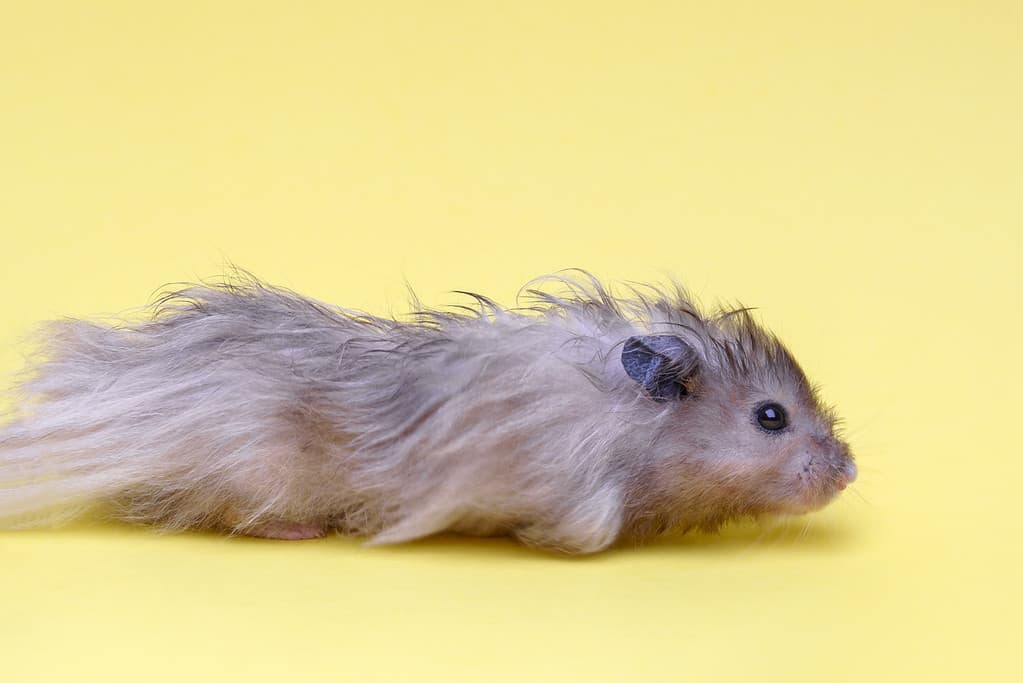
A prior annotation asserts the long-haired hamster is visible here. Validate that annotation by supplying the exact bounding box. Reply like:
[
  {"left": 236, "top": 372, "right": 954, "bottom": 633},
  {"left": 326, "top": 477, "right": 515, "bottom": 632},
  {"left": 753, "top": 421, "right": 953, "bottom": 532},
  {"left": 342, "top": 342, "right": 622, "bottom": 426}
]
[{"left": 0, "top": 270, "right": 856, "bottom": 553}]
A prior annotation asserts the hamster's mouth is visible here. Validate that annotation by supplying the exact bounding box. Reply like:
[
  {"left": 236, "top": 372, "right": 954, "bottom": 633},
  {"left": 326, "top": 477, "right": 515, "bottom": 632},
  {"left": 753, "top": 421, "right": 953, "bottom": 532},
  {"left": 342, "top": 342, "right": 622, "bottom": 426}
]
[
  {"left": 770, "top": 459, "right": 857, "bottom": 515},
  {"left": 795, "top": 462, "right": 858, "bottom": 512}
]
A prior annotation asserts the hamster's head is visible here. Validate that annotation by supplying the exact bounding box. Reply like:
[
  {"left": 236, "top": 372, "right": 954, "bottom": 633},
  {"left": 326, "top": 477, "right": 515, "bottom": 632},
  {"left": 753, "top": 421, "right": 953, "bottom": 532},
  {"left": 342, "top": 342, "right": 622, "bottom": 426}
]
[{"left": 621, "top": 311, "right": 856, "bottom": 525}]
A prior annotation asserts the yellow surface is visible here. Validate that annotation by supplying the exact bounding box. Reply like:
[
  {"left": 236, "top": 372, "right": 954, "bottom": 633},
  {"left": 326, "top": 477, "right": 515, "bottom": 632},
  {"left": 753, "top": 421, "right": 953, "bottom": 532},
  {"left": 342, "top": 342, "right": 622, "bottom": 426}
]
[{"left": 1, "top": 2, "right": 1019, "bottom": 681}]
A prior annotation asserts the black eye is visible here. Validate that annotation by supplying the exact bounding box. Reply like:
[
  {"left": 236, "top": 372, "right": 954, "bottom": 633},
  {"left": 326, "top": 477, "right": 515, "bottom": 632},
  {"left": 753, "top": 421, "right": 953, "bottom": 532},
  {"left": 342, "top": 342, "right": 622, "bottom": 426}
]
[{"left": 756, "top": 403, "right": 788, "bottom": 431}]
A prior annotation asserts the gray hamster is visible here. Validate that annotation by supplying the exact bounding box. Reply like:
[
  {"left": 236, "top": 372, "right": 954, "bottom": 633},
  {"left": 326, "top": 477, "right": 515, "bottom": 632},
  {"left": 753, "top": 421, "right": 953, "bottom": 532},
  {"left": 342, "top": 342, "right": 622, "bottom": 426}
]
[{"left": 0, "top": 270, "right": 856, "bottom": 553}]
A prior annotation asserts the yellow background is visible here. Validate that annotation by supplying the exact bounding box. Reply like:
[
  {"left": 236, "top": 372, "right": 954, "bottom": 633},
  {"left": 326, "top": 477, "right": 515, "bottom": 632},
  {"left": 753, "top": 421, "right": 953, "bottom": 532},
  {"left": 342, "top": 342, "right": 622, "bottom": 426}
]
[{"left": 1, "top": 1, "right": 1019, "bottom": 680}]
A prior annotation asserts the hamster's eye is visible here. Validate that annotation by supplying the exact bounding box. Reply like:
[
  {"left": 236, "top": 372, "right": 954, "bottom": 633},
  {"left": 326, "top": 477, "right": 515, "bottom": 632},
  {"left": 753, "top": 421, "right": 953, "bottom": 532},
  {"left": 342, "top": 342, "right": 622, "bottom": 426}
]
[{"left": 756, "top": 403, "right": 788, "bottom": 432}]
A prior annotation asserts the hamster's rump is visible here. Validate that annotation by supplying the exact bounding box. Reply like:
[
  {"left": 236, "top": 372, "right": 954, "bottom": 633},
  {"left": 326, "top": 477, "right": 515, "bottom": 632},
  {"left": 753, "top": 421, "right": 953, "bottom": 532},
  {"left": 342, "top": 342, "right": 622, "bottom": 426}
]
[{"left": 0, "top": 271, "right": 856, "bottom": 553}]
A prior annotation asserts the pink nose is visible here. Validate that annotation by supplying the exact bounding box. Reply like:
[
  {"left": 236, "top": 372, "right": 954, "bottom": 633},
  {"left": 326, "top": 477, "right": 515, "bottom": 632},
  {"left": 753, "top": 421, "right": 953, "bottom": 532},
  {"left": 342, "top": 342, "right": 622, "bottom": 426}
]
[{"left": 836, "top": 461, "right": 858, "bottom": 490}]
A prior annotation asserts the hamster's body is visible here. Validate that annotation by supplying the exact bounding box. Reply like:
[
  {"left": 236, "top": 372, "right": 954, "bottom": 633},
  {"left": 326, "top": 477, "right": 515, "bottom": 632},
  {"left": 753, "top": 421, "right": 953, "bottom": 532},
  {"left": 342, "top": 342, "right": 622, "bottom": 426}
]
[{"left": 0, "top": 272, "right": 856, "bottom": 553}]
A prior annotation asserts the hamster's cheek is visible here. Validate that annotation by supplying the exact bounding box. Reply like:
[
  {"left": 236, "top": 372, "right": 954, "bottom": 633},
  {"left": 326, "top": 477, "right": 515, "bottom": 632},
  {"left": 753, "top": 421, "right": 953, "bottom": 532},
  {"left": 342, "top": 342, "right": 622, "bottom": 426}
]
[
  {"left": 758, "top": 447, "right": 828, "bottom": 513},
  {"left": 772, "top": 469, "right": 817, "bottom": 513}
]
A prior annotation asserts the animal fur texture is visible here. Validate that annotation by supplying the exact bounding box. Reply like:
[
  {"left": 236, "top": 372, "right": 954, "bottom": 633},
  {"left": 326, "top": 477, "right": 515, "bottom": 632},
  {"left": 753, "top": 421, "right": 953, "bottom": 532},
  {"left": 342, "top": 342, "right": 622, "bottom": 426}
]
[{"left": 0, "top": 270, "right": 856, "bottom": 553}]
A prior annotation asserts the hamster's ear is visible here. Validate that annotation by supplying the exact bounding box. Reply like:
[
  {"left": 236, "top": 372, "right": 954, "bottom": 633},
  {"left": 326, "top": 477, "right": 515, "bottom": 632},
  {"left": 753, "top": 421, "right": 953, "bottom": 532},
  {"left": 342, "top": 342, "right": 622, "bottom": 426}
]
[{"left": 621, "top": 335, "right": 699, "bottom": 401}]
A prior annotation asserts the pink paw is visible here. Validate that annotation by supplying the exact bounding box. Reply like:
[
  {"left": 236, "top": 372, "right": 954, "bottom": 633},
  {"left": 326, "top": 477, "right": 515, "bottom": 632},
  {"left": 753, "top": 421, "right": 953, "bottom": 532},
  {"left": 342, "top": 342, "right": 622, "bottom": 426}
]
[{"left": 243, "top": 522, "right": 327, "bottom": 540}]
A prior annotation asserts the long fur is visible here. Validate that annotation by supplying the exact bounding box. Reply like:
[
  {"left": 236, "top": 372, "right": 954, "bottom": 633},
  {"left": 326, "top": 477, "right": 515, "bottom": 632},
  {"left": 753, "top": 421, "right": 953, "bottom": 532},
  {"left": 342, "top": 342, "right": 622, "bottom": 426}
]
[{"left": 0, "top": 269, "right": 854, "bottom": 552}]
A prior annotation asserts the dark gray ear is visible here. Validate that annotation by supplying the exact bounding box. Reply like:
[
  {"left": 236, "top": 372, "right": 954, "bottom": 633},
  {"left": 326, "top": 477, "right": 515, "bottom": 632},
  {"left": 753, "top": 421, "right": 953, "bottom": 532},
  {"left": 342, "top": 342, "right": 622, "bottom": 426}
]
[{"left": 621, "top": 335, "right": 699, "bottom": 401}]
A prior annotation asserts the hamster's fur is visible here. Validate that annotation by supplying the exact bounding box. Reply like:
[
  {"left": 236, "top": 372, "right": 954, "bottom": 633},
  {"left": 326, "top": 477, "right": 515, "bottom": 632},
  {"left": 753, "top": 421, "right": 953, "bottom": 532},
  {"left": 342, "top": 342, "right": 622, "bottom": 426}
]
[{"left": 0, "top": 271, "right": 856, "bottom": 553}]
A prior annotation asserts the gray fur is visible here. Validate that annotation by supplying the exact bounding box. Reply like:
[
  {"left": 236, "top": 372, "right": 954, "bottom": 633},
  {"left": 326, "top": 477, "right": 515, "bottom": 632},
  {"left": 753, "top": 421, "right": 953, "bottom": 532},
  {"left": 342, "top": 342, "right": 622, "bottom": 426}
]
[{"left": 0, "top": 270, "right": 856, "bottom": 553}]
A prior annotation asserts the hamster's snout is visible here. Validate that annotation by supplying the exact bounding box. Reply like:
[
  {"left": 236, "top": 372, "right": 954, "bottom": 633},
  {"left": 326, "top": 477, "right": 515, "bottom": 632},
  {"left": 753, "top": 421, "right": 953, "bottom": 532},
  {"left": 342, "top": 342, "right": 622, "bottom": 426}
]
[
  {"left": 785, "top": 436, "right": 858, "bottom": 511},
  {"left": 831, "top": 439, "right": 857, "bottom": 490},
  {"left": 814, "top": 435, "right": 857, "bottom": 489},
  {"left": 835, "top": 460, "right": 857, "bottom": 490}
]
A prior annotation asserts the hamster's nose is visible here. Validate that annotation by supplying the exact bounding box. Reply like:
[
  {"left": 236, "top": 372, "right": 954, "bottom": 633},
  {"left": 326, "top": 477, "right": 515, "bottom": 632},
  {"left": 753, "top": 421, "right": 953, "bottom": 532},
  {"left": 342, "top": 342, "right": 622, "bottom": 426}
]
[{"left": 836, "top": 460, "right": 858, "bottom": 489}]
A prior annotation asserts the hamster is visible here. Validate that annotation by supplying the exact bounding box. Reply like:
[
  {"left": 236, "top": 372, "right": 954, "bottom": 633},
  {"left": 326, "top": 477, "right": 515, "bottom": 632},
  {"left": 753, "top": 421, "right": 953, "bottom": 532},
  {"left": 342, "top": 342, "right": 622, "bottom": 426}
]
[{"left": 0, "top": 270, "right": 856, "bottom": 553}]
